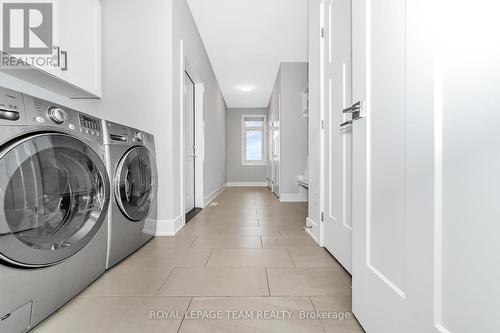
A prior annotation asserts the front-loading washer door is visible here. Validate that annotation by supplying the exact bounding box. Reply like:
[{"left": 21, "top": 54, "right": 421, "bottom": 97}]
[
  {"left": 115, "top": 146, "right": 156, "bottom": 221},
  {"left": 0, "top": 133, "right": 110, "bottom": 268}
]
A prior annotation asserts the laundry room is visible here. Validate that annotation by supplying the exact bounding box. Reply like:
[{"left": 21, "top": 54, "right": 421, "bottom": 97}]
[{"left": 0, "top": 0, "right": 499, "bottom": 332}]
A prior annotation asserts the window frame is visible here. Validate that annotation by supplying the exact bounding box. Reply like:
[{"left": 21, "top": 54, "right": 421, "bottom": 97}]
[{"left": 241, "top": 114, "right": 267, "bottom": 166}]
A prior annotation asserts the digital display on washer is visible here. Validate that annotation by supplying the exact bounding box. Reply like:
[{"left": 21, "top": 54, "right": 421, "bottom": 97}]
[{"left": 79, "top": 114, "right": 101, "bottom": 131}]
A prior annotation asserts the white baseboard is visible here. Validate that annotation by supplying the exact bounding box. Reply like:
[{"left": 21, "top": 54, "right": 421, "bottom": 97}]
[
  {"left": 279, "top": 193, "right": 308, "bottom": 202},
  {"left": 306, "top": 217, "right": 319, "bottom": 244},
  {"left": 203, "top": 183, "right": 226, "bottom": 208},
  {"left": 155, "top": 214, "right": 184, "bottom": 236},
  {"left": 226, "top": 182, "right": 268, "bottom": 187}
]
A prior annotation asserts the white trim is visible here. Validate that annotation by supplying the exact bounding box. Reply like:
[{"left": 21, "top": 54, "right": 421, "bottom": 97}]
[
  {"left": 242, "top": 162, "right": 267, "bottom": 166},
  {"left": 306, "top": 217, "right": 321, "bottom": 245},
  {"left": 226, "top": 182, "right": 268, "bottom": 187},
  {"left": 279, "top": 192, "right": 308, "bottom": 202},
  {"left": 181, "top": 40, "right": 206, "bottom": 216},
  {"left": 203, "top": 183, "right": 226, "bottom": 208},
  {"left": 154, "top": 214, "right": 184, "bottom": 236},
  {"left": 194, "top": 84, "right": 205, "bottom": 209},
  {"left": 319, "top": 0, "right": 326, "bottom": 250},
  {"left": 241, "top": 114, "right": 267, "bottom": 166},
  {"left": 305, "top": 223, "right": 319, "bottom": 244},
  {"left": 179, "top": 39, "right": 186, "bottom": 221}
]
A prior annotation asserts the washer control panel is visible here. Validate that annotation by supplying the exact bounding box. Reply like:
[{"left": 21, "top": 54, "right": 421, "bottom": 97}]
[
  {"left": 47, "top": 106, "right": 67, "bottom": 124},
  {"left": 0, "top": 88, "right": 24, "bottom": 123},
  {"left": 79, "top": 114, "right": 102, "bottom": 137}
]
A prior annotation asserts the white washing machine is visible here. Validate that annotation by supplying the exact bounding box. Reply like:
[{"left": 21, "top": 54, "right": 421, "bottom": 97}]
[
  {"left": 103, "top": 121, "right": 157, "bottom": 269},
  {"left": 0, "top": 87, "right": 110, "bottom": 332}
]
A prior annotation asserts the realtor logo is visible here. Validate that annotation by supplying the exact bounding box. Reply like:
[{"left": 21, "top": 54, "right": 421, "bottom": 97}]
[{"left": 2, "top": 2, "right": 53, "bottom": 54}]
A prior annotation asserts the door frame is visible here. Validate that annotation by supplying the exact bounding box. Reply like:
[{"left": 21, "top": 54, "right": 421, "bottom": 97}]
[
  {"left": 179, "top": 41, "right": 205, "bottom": 225},
  {"left": 184, "top": 70, "right": 197, "bottom": 214},
  {"left": 318, "top": 0, "right": 327, "bottom": 247},
  {"left": 271, "top": 95, "right": 281, "bottom": 197}
]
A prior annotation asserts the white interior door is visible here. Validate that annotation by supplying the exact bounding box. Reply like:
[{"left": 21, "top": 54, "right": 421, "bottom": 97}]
[
  {"left": 322, "top": 0, "right": 353, "bottom": 273},
  {"left": 267, "top": 117, "right": 274, "bottom": 189},
  {"left": 351, "top": 0, "right": 500, "bottom": 331},
  {"left": 271, "top": 99, "right": 281, "bottom": 196},
  {"left": 184, "top": 72, "right": 196, "bottom": 214}
]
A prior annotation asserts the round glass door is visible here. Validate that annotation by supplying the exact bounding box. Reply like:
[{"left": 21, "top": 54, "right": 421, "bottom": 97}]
[
  {"left": 115, "top": 146, "right": 156, "bottom": 221},
  {"left": 0, "top": 133, "right": 110, "bottom": 267}
]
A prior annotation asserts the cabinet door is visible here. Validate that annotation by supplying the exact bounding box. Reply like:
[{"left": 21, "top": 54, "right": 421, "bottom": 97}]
[{"left": 56, "top": 0, "right": 101, "bottom": 97}]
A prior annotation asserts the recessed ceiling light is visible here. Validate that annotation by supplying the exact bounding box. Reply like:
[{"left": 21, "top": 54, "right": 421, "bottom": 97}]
[{"left": 237, "top": 84, "right": 255, "bottom": 92}]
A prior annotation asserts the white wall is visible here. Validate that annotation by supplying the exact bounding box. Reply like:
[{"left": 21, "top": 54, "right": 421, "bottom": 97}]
[
  {"left": 172, "top": 0, "right": 227, "bottom": 225},
  {"left": 226, "top": 108, "right": 268, "bottom": 184},
  {"left": 85, "top": 0, "right": 176, "bottom": 233},
  {"left": 267, "top": 62, "right": 308, "bottom": 201},
  {"left": 306, "top": 0, "right": 322, "bottom": 237},
  {"left": 0, "top": 0, "right": 226, "bottom": 236},
  {"left": 280, "top": 62, "right": 308, "bottom": 196},
  {"left": 0, "top": 0, "right": 174, "bottom": 229}
]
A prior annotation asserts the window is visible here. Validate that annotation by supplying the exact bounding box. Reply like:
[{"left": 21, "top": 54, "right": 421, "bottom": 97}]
[{"left": 241, "top": 115, "right": 266, "bottom": 165}]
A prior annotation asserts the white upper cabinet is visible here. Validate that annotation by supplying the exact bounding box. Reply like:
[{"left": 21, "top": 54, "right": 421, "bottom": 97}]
[
  {"left": 0, "top": 0, "right": 101, "bottom": 98},
  {"left": 55, "top": 0, "right": 101, "bottom": 97}
]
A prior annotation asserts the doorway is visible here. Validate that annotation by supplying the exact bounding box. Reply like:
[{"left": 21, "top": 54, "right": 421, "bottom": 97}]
[
  {"left": 270, "top": 97, "right": 281, "bottom": 197},
  {"left": 184, "top": 71, "right": 201, "bottom": 222}
]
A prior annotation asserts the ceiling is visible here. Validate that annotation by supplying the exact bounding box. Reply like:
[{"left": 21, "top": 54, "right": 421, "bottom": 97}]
[{"left": 187, "top": 0, "right": 308, "bottom": 108}]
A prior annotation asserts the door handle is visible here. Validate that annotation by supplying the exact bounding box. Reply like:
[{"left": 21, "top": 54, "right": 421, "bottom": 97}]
[
  {"left": 340, "top": 117, "right": 363, "bottom": 130},
  {"left": 343, "top": 101, "right": 361, "bottom": 114},
  {"left": 340, "top": 101, "right": 365, "bottom": 130}
]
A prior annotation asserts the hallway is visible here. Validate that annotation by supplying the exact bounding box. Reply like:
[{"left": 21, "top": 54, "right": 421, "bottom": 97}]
[{"left": 34, "top": 188, "right": 362, "bottom": 332}]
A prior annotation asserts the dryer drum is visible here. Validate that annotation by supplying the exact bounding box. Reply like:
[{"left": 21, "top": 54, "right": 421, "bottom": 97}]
[
  {"left": 114, "top": 146, "right": 155, "bottom": 221},
  {"left": 0, "top": 133, "right": 110, "bottom": 268}
]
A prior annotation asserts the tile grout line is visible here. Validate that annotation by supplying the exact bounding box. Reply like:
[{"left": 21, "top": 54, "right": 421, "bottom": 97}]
[
  {"left": 264, "top": 267, "right": 271, "bottom": 297},
  {"left": 204, "top": 249, "right": 214, "bottom": 267},
  {"left": 153, "top": 267, "right": 177, "bottom": 296},
  {"left": 177, "top": 296, "right": 193, "bottom": 333},
  {"left": 286, "top": 248, "right": 296, "bottom": 267},
  {"left": 308, "top": 296, "right": 328, "bottom": 333},
  {"left": 188, "top": 235, "right": 199, "bottom": 248}
]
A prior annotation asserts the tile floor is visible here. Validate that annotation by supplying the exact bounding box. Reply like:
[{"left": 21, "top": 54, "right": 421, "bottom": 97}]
[{"left": 34, "top": 187, "right": 364, "bottom": 333}]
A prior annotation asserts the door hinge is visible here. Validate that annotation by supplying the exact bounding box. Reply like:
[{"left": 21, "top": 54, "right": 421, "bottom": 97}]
[
  {"left": 321, "top": 28, "right": 325, "bottom": 38},
  {"left": 321, "top": 212, "right": 324, "bottom": 222}
]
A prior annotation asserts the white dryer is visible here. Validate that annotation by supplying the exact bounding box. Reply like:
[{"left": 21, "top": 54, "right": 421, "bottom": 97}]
[
  {"left": 103, "top": 121, "right": 157, "bottom": 269},
  {"left": 0, "top": 87, "right": 110, "bottom": 332}
]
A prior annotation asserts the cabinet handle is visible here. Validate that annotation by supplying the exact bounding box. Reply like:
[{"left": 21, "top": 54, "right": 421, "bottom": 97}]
[
  {"left": 61, "top": 51, "right": 68, "bottom": 71},
  {"left": 53, "top": 46, "right": 60, "bottom": 67}
]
